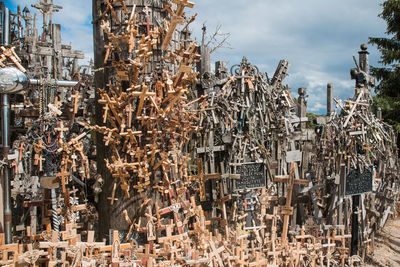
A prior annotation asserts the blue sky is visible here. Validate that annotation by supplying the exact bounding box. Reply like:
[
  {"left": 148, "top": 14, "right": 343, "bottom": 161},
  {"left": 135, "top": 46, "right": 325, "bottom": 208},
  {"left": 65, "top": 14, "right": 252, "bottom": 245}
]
[{"left": 5, "top": 0, "right": 387, "bottom": 114}]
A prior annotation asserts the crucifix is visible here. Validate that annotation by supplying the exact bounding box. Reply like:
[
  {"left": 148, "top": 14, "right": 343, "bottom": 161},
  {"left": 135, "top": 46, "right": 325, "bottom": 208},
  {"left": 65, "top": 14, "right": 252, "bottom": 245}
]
[
  {"left": 56, "top": 162, "right": 70, "bottom": 194},
  {"left": 190, "top": 158, "right": 220, "bottom": 202},
  {"left": 274, "top": 162, "right": 309, "bottom": 246},
  {"left": 55, "top": 121, "right": 68, "bottom": 144},
  {"left": 33, "top": 139, "right": 45, "bottom": 166},
  {"left": 31, "top": 0, "right": 62, "bottom": 36}
]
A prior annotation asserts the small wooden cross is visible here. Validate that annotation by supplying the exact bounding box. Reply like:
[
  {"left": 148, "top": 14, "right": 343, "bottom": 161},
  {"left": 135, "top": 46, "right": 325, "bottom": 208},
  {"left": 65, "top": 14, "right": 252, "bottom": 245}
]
[
  {"left": 17, "top": 141, "right": 24, "bottom": 161},
  {"left": 71, "top": 91, "right": 81, "bottom": 114},
  {"left": 55, "top": 121, "right": 68, "bottom": 144},
  {"left": 47, "top": 103, "right": 62, "bottom": 116},
  {"left": 56, "top": 164, "right": 70, "bottom": 193},
  {"left": 33, "top": 140, "right": 45, "bottom": 166},
  {"left": 107, "top": 182, "right": 118, "bottom": 205},
  {"left": 125, "top": 103, "right": 133, "bottom": 127},
  {"left": 102, "top": 103, "right": 109, "bottom": 123}
]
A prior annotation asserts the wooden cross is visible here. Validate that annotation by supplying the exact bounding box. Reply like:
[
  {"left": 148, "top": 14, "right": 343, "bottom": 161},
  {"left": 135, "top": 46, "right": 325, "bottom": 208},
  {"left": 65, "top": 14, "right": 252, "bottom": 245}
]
[
  {"left": 55, "top": 121, "right": 68, "bottom": 144},
  {"left": 0, "top": 46, "right": 26, "bottom": 72},
  {"left": 196, "top": 129, "right": 225, "bottom": 173},
  {"left": 112, "top": 169, "right": 131, "bottom": 198},
  {"left": 56, "top": 164, "right": 70, "bottom": 193},
  {"left": 48, "top": 103, "right": 62, "bottom": 116},
  {"left": 38, "top": 154, "right": 45, "bottom": 172},
  {"left": 107, "top": 182, "right": 118, "bottom": 205},
  {"left": 343, "top": 90, "right": 364, "bottom": 127},
  {"left": 332, "top": 228, "right": 351, "bottom": 267},
  {"left": 104, "top": 0, "right": 121, "bottom": 25},
  {"left": 111, "top": 230, "right": 121, "bottom": 263},
  {"left": 61, "top": 223, "right": 77, "bottom": 245},
  {"left": 17, "top": 141, "right": 24, "bottom": 162},
  {"left": 129, "top": 84, "right": 156, "bottom": 118},
  {"left": 33, "top": 140, "right": 45, "bottom": 166},
  {"left": 161, "top": 0, "right": 195, "bottom": 50},
  {"left": 207, "top": 240, "right": 225, "bottom": 266},
  {"left": 189, "top": 158, "right": 220, "bottom": 201},
  {"left": 71, "top": 90, "right": 81, "bottom": 114},
  {"left": 273, "top": 162, "right": 309, "bottom": 246},
  {"left": 323, "top": 228, "right": 336, "bottom": 266},
  {"left": 102, "top": 103, "right": 109, "bottom": 123},
  {"left": 141, "top": 5, "right": 153, "bottom": 35},
  {"left": 126, "top": 103, "right": 133, "bottom": 127}
]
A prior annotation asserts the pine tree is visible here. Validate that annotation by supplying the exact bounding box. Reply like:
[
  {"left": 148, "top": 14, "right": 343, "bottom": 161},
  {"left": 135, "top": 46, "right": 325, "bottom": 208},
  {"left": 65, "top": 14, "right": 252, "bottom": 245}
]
[{"left": 369, "top": 0, "right": 400, "bottom": 131}]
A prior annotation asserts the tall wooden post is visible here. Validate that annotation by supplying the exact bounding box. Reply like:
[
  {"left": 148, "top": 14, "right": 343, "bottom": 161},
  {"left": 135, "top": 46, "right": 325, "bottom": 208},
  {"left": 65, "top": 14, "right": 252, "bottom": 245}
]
[
  {"left": 297, "top": 87, "right": 307, "bottom": 130},
  {"left": 327, "top": 83, "right": 333, "bottom": 116},
  {"left": 92, "top": 0, "right": 110, "bottom": 236},
  {"left": 377, "top": 107, "right": 382, "bottom": 120}
]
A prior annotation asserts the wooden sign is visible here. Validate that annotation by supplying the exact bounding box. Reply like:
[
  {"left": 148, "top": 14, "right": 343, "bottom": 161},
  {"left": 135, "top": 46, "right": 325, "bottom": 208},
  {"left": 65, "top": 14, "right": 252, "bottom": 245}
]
[
  {"left": 345, "top": 167, "right": 373, "bottom": 196},
  {"left": 236, "top": 163, "right": 266, "bottom": 190}
]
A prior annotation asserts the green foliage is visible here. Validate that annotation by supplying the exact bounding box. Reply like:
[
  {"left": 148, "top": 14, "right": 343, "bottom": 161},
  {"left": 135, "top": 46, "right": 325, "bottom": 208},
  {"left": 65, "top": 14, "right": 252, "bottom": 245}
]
[
  {"left": 369, "top": 0, "right": 400, "bottom": 136},
  {"left": 306, "top": 112, "right": 319, "bottom": 129},
  {"left": 372, "top": 95, "right": 400, "bottom": 131}
]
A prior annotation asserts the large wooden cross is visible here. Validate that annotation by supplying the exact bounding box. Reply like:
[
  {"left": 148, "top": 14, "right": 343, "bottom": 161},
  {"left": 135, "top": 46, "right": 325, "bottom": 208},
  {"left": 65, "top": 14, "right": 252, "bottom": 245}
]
[
  {"left": 196, "top": 129, "right": 225, "bottom": 173},
  {"left": 273, "top": 162, "right": 309, "bottom": 246},
  {"left": 189, "top": 158, "right": 220, "bottom": 201},
  {"left": 129, "top": 84, "right": 156, "bottom": 118}
]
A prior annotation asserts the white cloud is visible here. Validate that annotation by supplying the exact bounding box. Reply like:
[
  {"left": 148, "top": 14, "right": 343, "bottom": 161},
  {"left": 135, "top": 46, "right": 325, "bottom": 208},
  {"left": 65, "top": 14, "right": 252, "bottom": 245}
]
[
  {"left": 10, "top": 0, "right": 93, "bottom": 64},
  {"left": 189, "top": 0, "right": 387, "bottom": 113},
  {"left": 9, "top": 0, "right": 388, "bottom": 113}
]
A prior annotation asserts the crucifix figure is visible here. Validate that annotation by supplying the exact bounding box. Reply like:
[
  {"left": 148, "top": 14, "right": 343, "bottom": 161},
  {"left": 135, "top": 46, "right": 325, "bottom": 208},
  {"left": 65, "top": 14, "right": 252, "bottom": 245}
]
[{"left": 31, "top": 0, "right": 62, "bottom": 35}]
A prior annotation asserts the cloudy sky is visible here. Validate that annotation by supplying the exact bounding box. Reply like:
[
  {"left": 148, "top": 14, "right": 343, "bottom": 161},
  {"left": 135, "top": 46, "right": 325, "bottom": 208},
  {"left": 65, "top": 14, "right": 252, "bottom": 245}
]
[{"left": 5, "top": 0, "right": 387, "bottom": 114}]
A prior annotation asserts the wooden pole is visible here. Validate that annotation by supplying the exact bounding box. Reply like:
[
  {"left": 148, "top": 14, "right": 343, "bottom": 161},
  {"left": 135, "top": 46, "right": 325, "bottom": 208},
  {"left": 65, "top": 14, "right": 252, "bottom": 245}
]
[{"left": 327, "top": 83, "right": 333, "bottom": 116}]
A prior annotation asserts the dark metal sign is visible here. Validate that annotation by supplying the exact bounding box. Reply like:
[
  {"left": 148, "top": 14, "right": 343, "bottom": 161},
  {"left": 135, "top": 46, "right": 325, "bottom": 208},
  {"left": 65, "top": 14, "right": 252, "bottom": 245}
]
[
  {"left": 236, "top": 163, "right": 266, "bottom": 190},
  {"left": 345, "top": 167, "right": 373, "bottom": 196}
]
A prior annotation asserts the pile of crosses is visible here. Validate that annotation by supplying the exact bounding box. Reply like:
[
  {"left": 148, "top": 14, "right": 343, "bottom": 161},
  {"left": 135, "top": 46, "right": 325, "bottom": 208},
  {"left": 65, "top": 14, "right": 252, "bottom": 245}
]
[
  {"left": 0, "top": 0, "right": 399, "bottom": 266},
  {"left": 311, "top": 44, "right": 400, "bottom": 260},
  {"left": 0, "top": 1, "right": 100, "bottom": 265}
]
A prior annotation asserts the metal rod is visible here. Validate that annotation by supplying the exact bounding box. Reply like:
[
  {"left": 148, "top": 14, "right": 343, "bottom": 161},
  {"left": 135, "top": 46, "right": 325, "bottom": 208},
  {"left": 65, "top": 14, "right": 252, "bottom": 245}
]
[
  {"left": 1, "top": 4, "right": 11, "bottom": 244},
  {"left": 2, "top": 5, "right": 9, "bottom": 45},
  {"left": 29, "top": 79, "right": 79, "bottom": 87},
  {"left": 2, "top": 93, "right": 11, "bottom": 244}
]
